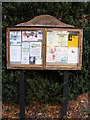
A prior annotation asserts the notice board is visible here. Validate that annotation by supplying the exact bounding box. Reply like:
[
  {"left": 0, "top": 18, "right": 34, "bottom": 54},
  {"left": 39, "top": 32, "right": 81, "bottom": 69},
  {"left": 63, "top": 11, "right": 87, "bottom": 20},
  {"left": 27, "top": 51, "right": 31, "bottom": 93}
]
[{"left": 6, "top": 27, "right": 83, "bottom": 70}]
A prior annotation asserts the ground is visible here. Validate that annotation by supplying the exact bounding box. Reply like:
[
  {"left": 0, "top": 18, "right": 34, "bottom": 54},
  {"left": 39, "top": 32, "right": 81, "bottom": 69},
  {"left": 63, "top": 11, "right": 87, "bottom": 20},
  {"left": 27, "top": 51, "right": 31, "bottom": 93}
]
[{"left": 2, "top": 92, "right": 89, "bottom": 119}]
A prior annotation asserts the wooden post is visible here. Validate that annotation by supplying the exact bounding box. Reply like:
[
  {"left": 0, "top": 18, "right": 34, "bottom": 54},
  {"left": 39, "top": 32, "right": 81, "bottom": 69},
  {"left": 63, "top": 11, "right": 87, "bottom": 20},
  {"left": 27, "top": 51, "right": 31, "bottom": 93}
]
[
  {"left": 19, "top": 71, "right": 25, "bottom": 119},
  {"left": 61, "top": 71, "right": 69, "bottom": 119}
]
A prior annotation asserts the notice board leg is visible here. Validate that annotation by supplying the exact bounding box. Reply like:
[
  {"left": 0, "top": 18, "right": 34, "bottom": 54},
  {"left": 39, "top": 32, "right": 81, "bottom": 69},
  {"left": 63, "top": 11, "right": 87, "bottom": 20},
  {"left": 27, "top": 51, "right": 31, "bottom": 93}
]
[
  {"left": 61, "top": 71, "right": 69, "bottom": 119},
  {"left": 19, "top": 71, "right": 25, "bottom": 119}
]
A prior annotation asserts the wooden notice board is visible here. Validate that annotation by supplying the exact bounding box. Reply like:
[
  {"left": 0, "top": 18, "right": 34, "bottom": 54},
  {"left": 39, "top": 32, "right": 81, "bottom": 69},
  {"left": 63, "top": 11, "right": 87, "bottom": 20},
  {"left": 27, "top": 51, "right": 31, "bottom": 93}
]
[{"left": 6, "top": 27, "right": 83, "bottom": 70}]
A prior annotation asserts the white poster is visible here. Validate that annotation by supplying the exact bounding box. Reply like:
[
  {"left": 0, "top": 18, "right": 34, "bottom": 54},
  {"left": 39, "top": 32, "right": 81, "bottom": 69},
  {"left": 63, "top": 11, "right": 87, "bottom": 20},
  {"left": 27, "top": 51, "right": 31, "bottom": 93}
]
[
  {"left": 10, "top": 31, "right": 21, "bottom": 45},
  {"left": 56, "top": 54, "right": 68, "bottom": 63},
  {"left": 21, "top": 42, "right": 30, "bottom": 64},
  {"left": 68, "top": 47, "right": 79, "bottom": 63},
  {"left": 47, "top": 31, "right": 56, "bottom": 46},
  {"left": 56, "top": 31, "right": 68, "bottom": 47},
  {"left": 35, "top": 57, "right": 42, "bottom": 64},
  {"left": 22, "top": 31, "right": 43, "bottom": 41},
  {"left": 37, "top": 31, "right": 43, "bottom": 40},
  {"left": 47, "top": 47, "right": 68, "bottom": 63},
  {"left": 22, "top": 31, "right": 38, "bottom": 41},
  {"left": 10, "top": 46, "right": 21, "bottom": 63},
  {"left": 56, "top": 47, "right": 68, "bottom": 63},
  {"left": 46, "top": 47, "right": 56, "bottom": 62},
  {"left": 47, "top": 31, "right": 68, "bottom": 47},
  {"left": 30, "top": 42, "right": 42, "bottom": 57},
  {"left": 21, "top": 53, "right": 29, "bottom": 64},
  {"left": 22, "top": 42, "right": 30, "bottom": 53}
]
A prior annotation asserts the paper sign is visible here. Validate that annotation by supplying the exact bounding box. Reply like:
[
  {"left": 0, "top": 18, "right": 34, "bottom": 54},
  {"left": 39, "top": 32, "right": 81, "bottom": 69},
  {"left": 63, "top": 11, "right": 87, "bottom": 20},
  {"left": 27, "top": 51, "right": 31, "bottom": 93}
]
[
  {"left": 56, "top": 47, "right": 68, "bottom": 63},
  {"left": 47, "top": 31, "right": 56, "bottom": 46},
  {"left": 56, "top": 31, "right": 67, "bottom": 47},
  {"left": 29, "top": 57, "right": 35, "bottom": 64},
  {"left": 30, "top": 42, "right": 42, "bottom": 57},
  {"left": 67, "top": 32, "right": 79, "bottom": 47},
  {"left": 22, "top": 42, "right": 30, "bottom": 53},
  {"left": 46, "top": 47, "right": 56, "bottom": 62},
  {"left": 37, "top": 31, "right": 43, "bottom": 40},
  {"left": 35, "top": 57, "right": 42, "bottom": 64},
  {"left": 10, "top": 31, "right": 21, "bottom": 45},
  {"left": 10, "top": 46, "right": 21, "bottom": 63},
  {"left": 21, "top": 53, "right": 29, "bottom": 64},
  {"left": 22, "top": 30, "right": 43, "bottom": 41},
  {"left": 22, "top": 31, "right": 38, "bottom": 41},
  {"left": 47, "top": 31, "right": 68, "bottom": 47},
  {"left": 68, "top": 47, "right": 79, "bottom": 63}
]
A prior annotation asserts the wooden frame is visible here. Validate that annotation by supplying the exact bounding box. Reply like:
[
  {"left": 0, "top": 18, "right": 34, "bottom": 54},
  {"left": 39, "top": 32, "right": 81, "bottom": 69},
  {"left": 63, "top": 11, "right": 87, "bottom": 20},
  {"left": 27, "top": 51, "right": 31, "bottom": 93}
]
[{"left": 6, "top": 27, "right": 83, "bottom": 70}]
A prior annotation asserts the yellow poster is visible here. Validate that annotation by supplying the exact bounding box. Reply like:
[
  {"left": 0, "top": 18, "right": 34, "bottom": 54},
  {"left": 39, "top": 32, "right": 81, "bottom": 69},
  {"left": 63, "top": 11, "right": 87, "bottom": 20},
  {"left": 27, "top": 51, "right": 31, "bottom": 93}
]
[{"left": 67, "top": 33, "right": 79, "bottom": 47}]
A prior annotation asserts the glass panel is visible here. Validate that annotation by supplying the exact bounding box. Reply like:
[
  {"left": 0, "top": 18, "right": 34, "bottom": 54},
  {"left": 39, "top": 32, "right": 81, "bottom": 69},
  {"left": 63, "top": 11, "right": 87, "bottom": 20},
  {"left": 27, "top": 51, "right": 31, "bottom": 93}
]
[
  {"left": 9, "top": 30, "right": 43, "bottom": 65},
  {"left": 46, "top": 30, "right": 79, "bottom": 65}
]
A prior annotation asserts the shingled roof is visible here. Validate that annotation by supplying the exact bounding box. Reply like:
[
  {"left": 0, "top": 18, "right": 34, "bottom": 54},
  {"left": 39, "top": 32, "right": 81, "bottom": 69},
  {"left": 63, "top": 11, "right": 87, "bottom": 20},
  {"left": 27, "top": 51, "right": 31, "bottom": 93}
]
[{"left": 16, "top": 15, "right": 74, "bottom": 27}]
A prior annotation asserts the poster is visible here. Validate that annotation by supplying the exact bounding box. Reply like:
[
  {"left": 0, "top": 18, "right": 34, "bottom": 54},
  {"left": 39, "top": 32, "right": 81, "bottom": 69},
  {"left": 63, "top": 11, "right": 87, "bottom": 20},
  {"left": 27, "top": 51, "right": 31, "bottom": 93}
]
[
  {"left": 68, "top": 47, "right": 79, "bottom": 63},
  {"left": 47, "top": 47, "right": 68, "bottom": 63},
  {"left": 56, "top": 47, "right": 68, "bottom": 63},
  {"left": 29, "top": 56, "right": 35, "bottom": 64},
  {"left": 21, "top": 42, "right": 30, "bottom": 64},
  {"left": 56, "top": 31, "right": 67, "bottom": 47},
  {"left": 47, "top": 31, "right": 56, "bottom": 46},
  {"left": 35, "top": 57, "right": 42, "bottom": 64},
  {"left": 47, "top": 31, "right": 68, "bottom": 47},
  {"left": 22, "top": 42, "right": 30, "bottom": 53},
  {"left": 22, "top": 30, "right": 43, "bottom": 41},
  {"left": 10, "top": 31, "right": 21, "bottom": 45},
  {"left": 30, "top": 42, "right": 42, "bottom": 57},
  {"left": 46, "top": 47, "right": 56, "bottom": 62},
  {"left": 37, "top": 31, "right": 43, "bottom": 40},
  {"left": 67, "top": 32, "right": 79, "bottom": 47},
  {"left": 10, "top": 45, "right": 21, "bottom": 63},
  {"left": 21, "top": 53, "right": 29, "bottom": 64}
]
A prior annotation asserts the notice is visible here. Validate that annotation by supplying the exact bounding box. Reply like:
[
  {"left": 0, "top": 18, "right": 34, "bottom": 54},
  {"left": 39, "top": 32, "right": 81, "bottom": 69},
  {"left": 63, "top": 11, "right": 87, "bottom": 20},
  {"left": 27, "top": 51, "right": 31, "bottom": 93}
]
[
  {"left": 37, "top": 31, "right": 43, "bottom": 40},
  {"left": 67, "top": 32, "right": 79, "bottom": 47},
  {"left": 21, "top": 42, "right": 30, "bottom": 64},
  {"left": 56, "top": 47, "right": 68, "bottom": 63},
  {"left": 22, "top": 42, "right": 30, "bottom": 53},
  {"left": 22, "top": 31, "right": 38, "bottom": 41},
  {"left": 47, "top": 31, "right": 56, "bottom": 46},
  {"left": 47, "top": 47, "right": 68, "bottom": 63},
  {"left": 35, "top": 57, "right": 42, "bottom": 64},
  {"left": 10, "top": 46, "right": 21, "bottom": 63},
  {"left": 29, "top": 57, "right": 35, "bottom": 64},
  {"left": 56, "top": 31, "right": 67, "bottom": 47},
  {"left": 22, "top": 31, "right": 43, "bottom": 41},
  {"left": 68, "top": 47, "right": 79, "bottom": 63},
  {"left": 10, "top": 31, "right": 21, "bottom": 45},
  {"left": 46, "top": 47, "right": 56, "bottom": 62},
  {"left": 21, "top": 53, "right": 29, "bottom": 64},
  {"left": 30, "top": 42, "right": 42, "bottom": 57}
]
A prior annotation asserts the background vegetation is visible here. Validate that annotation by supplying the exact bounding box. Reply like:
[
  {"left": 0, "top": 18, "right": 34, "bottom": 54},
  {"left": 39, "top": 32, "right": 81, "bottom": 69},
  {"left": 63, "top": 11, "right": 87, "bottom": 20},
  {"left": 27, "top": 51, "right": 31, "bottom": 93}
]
[{"left": 2, "top": 2, "right": 90, "bottom": 105}]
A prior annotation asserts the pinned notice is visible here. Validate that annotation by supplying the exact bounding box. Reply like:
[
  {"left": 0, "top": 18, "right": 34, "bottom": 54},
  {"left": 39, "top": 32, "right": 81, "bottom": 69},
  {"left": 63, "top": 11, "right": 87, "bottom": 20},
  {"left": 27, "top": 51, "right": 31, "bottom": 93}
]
[
  {"left": 47, "top": 31, "right": 56, "bottom": 46},
  {"left": 67, "top": 32, "right": 79, "bottom": 47},
  {"left": 10, "top": 46, "right": 21, "bottom": 63},
  {"left": 56, "top": 31, "right": 67, "bottom": 47},
  {"left": 30, "top": 42, "right": 42, "bottom": 57},
  {"left": 56, "top": 47, "right": 68, "bottom": 63},
  {"left": 68, "top": 47, "right": 79, "bottom": 63},
  {"left": 10, "top": 31, "right": 21, "bottom": 45}
]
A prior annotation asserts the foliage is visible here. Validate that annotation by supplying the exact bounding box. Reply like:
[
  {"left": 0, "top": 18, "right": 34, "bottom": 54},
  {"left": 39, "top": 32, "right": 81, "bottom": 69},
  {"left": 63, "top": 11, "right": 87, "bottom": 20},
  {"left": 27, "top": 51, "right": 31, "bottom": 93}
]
[
  {"left": 26, "top": 77, "right": 63, "bottom": 105},
  {"left": 2, "top": 2, "right": 89, "bottom": 104}
]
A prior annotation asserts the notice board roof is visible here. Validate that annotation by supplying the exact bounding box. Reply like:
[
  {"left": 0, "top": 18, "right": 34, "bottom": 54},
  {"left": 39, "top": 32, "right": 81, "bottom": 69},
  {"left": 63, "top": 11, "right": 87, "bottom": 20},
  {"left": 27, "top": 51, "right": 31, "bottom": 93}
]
[{"left": 16, "top": 15, "right": 74, "bottom": 28}]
